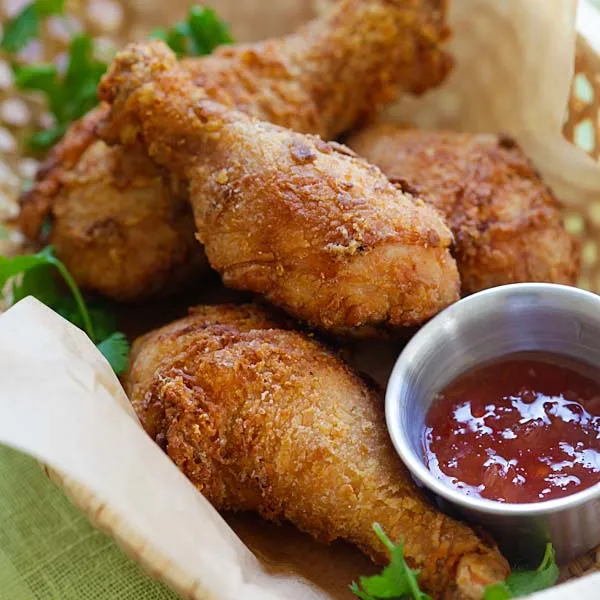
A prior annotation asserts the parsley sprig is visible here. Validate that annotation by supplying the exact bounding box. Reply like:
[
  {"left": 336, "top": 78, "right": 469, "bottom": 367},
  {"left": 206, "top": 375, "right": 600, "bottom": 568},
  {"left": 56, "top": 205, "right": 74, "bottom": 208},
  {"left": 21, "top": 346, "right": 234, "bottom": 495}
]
[
  {"left": 350, "top": 524, "right": 431, "bottom": 600},
  {"left": 483, "top": 544, "right": 559, "bottom": 600},
  {"left": 0, "top": 246, "right": 130, "bottom": 374},
  {"left": 0, "top": 0, "right": 64, "bottom": 53},
  {"left": 351, "top": 526, "right": 559, "bottom": 600}
]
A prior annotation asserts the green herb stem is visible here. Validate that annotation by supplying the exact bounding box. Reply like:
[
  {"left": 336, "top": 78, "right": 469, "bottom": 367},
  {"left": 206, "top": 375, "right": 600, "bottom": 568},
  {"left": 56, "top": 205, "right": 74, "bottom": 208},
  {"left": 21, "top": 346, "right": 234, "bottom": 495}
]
[
  {"left": 47, "top": 253, "right": 95, "bottom": 341},
  {"left": 372, "top": 523, "right": 395, "bottom": 553}
]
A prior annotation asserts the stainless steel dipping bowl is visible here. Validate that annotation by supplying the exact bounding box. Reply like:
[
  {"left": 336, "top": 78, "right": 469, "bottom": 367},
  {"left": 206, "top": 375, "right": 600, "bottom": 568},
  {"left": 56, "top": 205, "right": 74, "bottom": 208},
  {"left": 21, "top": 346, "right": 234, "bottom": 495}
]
[{"left": 385, "top": 283, "right": 600, "bottom": 565}]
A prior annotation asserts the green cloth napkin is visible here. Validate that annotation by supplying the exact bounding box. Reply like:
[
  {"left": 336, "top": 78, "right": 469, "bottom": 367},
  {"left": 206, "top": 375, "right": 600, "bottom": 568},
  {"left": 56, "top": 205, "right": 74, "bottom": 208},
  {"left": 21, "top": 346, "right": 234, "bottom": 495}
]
[{"left": 0, "top": 445, "right": 180, "bottom": 600}]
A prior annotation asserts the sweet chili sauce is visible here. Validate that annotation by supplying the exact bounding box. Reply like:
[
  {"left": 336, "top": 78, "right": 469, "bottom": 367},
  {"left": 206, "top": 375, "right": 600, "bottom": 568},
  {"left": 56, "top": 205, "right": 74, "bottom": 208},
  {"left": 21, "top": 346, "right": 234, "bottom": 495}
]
[{"left": 423, "top": 353, "right": 600, "bottom": 503}]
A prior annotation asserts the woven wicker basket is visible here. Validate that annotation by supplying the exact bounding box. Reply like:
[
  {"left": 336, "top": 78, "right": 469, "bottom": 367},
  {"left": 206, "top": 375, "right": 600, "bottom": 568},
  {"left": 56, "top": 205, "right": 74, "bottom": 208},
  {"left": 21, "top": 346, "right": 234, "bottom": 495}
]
[
  {"left": 1, "top": 0, "right": 600, "bottom": 589},
  {"left": 564, "top": 32, "right": 600, "bottom": 293}
]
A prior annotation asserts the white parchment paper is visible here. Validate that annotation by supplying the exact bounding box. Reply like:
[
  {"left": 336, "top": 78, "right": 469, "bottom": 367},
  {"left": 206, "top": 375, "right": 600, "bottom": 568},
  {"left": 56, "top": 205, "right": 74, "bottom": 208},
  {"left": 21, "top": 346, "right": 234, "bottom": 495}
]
[{"left": 0, "top": 299, "right": 329, "bottom": 600}]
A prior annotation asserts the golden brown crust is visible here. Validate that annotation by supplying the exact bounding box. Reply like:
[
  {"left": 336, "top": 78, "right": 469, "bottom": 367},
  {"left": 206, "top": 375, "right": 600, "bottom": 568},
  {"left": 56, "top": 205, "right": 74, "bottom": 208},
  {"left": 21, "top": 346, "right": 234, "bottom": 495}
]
[
  {"left": 50, "top": 141, "right": 208, "bottom": 301},
  {"left": 126, "top": 303, "right": 509, "bottom": 599},
  {"left": 347, "top": 125, "right": 581, "bottom": 294},
  {"left": 16, "top": 105, "right": 107, "bottom": 240},
  {"left": 16, "top": 104, "right": 208, "bottom": 301},
  {"left": 16, "top": 0, "right": 452, "bottom": 302},
  {"left": 98, "top": 42, "right": 460, "bottom": 334},
  {"left": 185, "top": 0, "right": 452, "bottom": 139}
]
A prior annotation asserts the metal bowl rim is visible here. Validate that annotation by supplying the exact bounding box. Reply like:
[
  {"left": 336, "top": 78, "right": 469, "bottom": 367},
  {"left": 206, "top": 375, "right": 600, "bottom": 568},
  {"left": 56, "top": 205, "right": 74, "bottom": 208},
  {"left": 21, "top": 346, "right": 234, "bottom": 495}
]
[{"left": 385, "top": 282, "right": 600, "bottom": 517}]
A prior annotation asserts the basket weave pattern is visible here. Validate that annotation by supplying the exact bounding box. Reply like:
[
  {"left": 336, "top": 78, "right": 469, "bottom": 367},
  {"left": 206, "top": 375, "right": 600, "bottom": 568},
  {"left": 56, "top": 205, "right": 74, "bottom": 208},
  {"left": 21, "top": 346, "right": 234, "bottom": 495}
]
[{"left": 564, "top": 36, "right": 600, "bottom": 292}]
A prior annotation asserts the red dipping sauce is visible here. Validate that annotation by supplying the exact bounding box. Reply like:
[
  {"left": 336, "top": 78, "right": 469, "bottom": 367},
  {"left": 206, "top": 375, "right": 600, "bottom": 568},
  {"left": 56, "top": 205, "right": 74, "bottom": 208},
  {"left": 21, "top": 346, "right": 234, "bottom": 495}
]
[{"left": 424, "top": 353, "right": 600, "bottom": 503}]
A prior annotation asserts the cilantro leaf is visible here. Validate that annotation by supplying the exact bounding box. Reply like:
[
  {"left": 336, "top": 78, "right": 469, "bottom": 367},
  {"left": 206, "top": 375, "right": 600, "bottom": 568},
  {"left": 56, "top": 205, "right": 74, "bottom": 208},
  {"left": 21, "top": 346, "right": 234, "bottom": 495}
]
[
  {"left": 38, "top": 246, "right": 96, "bottom": 339},
  {"left": 14, "top": 63, "right": 58, "bottom": 95},
  {"left": 350, "top": 524, "right": 431, "bottom": 600},
  {"left": 13, "top": 33, "right": 107, "bottom": 151},
  {"left": 0, "top": 246, "right": 129, "bottom": 375},
  {"left": 35, "top": 0, "right": 64, "bottom": 17},
  {"left": 350, "top": 582, "right": 377, "bottom": 600},
  {"left": 0, "top": 252, "right": 50, "bottom": 289},
  {"left": 0, "top": 4, "right": 39, "bottom": 53},
  {"left": 187, "top": 6, "right": 233, "bottom": 55},
  {"left": 152, "top": 24, "right": 187, "bottom": 56},
  {"left": 484, "top": 544, "right": 559, "bottom": 600},
  {"left": 0, "top": 0, "right": 65, "bottom": 53},
  {"left": 152, "top": 5, "right": 232, "bottom": 57},
  {"left": 483, "top": 584, "right": 512, "bottom": 600},
  {"left": 351, "top": 531, "right": 558, "bottom": 600},
  {"left": 28, "top": 125, "right": 66, "bottom": 151},
  {"left": 96, "top": 332, "right": 130, "bottom": 375},
  {"left": 61, "top": 34, "right": 107, "bottom": 121},
  {"left": 8, "top": 4, "right": 231, "bottom": 151},
  {"left": 1, "top": 246, "right": 94, "bottom": 339},
  {"left": 54, "top": 296, "right": 119, "bottom": 341},
  {"left": 11, "top": 263, "right": 61, "bottom": 306},
  {"left": 13, "top": 64, "right": 63, "bottom": 138}
]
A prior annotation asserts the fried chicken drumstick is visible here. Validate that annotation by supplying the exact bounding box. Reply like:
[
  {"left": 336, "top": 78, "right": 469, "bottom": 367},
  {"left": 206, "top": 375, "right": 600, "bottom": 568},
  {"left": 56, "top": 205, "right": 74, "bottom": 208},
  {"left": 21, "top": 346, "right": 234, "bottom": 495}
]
[
  {"left": 97, "top": 41, "right": 459, "bottom": 335},
  {"left": 126, "top": 303, "right": 509, "bottom": 600},
  {"left": 347, "top": 126, "right": 580, "bottom": 294},
  {"left": 17, "top": 0, "right": 452, "bottom": 301}
]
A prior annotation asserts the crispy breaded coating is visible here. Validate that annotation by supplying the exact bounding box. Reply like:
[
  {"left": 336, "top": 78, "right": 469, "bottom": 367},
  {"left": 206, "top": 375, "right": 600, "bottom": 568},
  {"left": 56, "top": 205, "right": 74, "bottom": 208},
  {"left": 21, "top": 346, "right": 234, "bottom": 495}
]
[
  {"left": 126, "top": 303, "right": 509, "bottom": 600},
  {"left": 17, "top": 106, "right": 105, "bottom": 241},
  {"left": 17, "top": 0, "right": 452, "bottom": 302},
  {"left": 97, "top": 42, "right": 459, "bottom": 334},
  {"left": 347, "top": 126, "right": 580, "bottom": 294},
  {"left": 183, "top": 0, "right": 451, "bottom": 137},
  {"left": 51, "top": 137, "right": 206, "bottom": 299},
  {"left": 17, "top": 104, "right": 208, "bottom": 301},
  {"left": 15, "top": 104, "right": 206, "bottom": 301}
]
